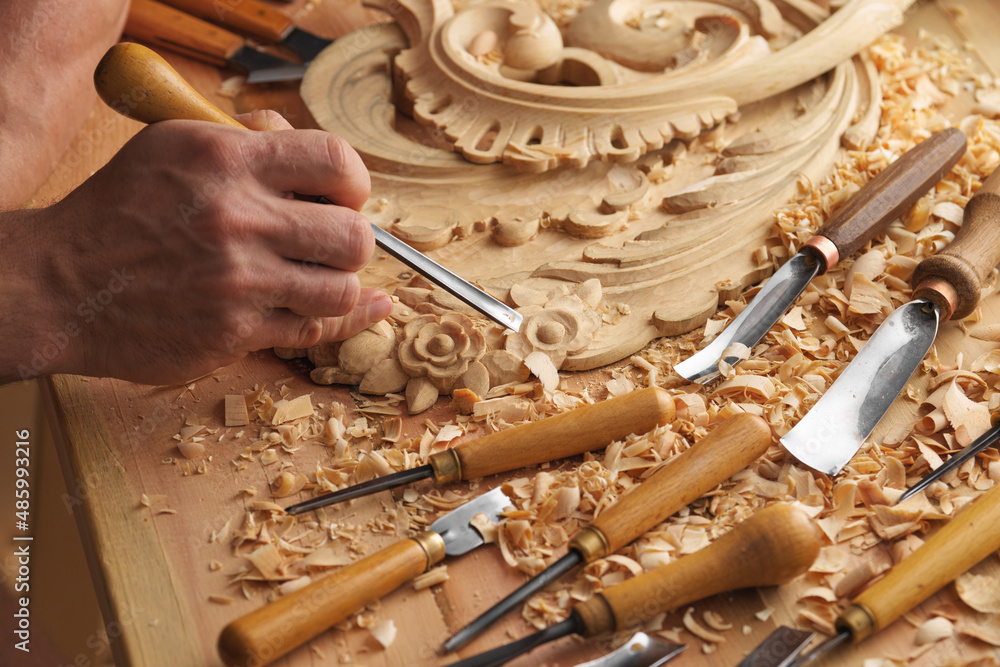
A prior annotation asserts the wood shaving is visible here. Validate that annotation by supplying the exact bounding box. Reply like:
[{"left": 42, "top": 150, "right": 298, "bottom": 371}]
[
  {"left": 682, "top": 607, "right": 725, "bottom": 644},
  {"left": 413, "top": 565, "right": 449, "bottom": 590},
  {"left": 955, "top": 571, "right": 1000, "bottom": 613}
]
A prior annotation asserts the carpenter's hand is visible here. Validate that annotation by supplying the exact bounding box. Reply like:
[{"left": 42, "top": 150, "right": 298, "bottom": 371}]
[{"left": 8, "top": 113, "right": 391, "bottom": 384}]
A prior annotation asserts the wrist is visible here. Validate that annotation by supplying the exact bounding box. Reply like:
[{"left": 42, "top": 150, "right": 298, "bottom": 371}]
[{"left": 0, "top": 208, "right": 79, "bottom": 383}]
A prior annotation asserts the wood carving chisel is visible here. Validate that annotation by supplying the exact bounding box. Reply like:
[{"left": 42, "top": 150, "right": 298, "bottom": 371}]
[
  {"left": 125, "top": 0, "right": 307, "bottom": 83},
  {"left": 782, "top": 166, "right": 1000, "bottom": 475},
  {"left": 443, "top": 412, "right": 773, "bottom": 651},
  {"left": 161, "top": 0, "right": 332, "bottom": 63},
  {"left": 897, "top": 414, "right": 1000, "bottom": 503},
  {"left": 93, "top": 42, "right": 524, "bottom": 332},
  {"left": 285, "top": 386, "right": 677, "bottom": 514},
  {"left": 675, "top": 128, "right": 966, "bottom": 385},
  {"left": 448, "top": 504, "right": 822, "bottom": 667},
  {"left": 217, "top": 487, "right": 510, "bottom": 667},
  {"left": 741, "top": 480, "right": 1000, "bottom": 666}
]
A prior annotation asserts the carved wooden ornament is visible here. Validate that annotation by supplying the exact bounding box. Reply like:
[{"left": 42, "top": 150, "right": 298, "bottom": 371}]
[{"left": 288, "top": 0, "right": 914, "bottom": 411}]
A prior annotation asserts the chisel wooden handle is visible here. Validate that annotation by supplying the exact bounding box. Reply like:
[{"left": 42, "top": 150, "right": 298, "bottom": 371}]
[
  {"left": 839, "top": 482, "right": 1000, "bottom": 642},
  {"left": 125, "top": 0, "right": 249, "bottom": 68},
  {"left": 431, "top": 387, "right": 676, "bottom": 483},
  {"left": 95, "top": 42, "right": 244, "bottom": 127},
  {"left": 912, "top": 167, "right": 1000, "bottom": 320},
  {"left": 218, "top": 532, "right": 444, "bottom": 667},
  {"left": 571, "top": 412, "right": 771, "bottom": 560},
  {"left": 573, "top": 504, "right": 821, "bottom": 635},
  {"left": 163, "top": 0, "right": 294, "bottom": 43},
  {"left": 809, "top": 128, "right": 966, "bottom": 272}
]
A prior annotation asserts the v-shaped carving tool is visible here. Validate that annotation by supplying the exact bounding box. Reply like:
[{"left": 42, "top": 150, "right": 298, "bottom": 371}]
[
  {"left": 674, "top": 128, "right": 966, "bottom": 385},
  {"left": 443, "top": 412, "right": 772, "bottom": 652},
  {"left": 741, "top": 481, "right": 1000, "bottom": 666},
  {"left": 285, "top": 387, "right": 676, "bottom": 514},
  {"left": 782, "top": 166, "right": 1000, "bottom": 475},
  {"left": 218, "top": 487, "right": 511, "bottom": 667},
  {"left": 93, "top": 42, "right": 524, "bottom": 332},
  {"left": 449, "top": 504, "right": 821, "bottom": 667}
]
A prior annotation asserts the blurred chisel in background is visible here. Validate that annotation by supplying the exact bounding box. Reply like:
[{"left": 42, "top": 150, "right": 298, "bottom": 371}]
[{"left": 126, "top": 0, "right": 308, "bottom": 83}]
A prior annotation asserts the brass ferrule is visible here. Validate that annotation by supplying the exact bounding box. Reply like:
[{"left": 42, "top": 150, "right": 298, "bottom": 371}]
[
  {"left": 913, "top": 277, "right": 958, "bottom": 322},
  {"left": 429, "top": 449, "right": 463, "bottom": 484},
  {"left": 569, "top": 526, "right": 610, "bottom": 563},
  {"left": 803, "top": 235, "right": 840, "bottom": 275},
  {"left": 835, "top": 604, "right": 877, "bottom": 643},
  {"left": 412, "top": 531, "right": 447, "bottom": 570}
]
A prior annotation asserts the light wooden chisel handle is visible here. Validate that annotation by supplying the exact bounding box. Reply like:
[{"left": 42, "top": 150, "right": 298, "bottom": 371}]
[
  {"left": 573, "top": 504, "right": 822, "bottom": 635},
  {"left": 218, "top": 533, "right": 444, "bottom": 667},
  {"left": 841, "top": 482, "right": 1000, "bottom": 641},
  {"left": 573, "top": 412, "right": 772, "bottom": 560},
  {"left": 912, "top": 167, "right": 1000, "bottom": 320},
  {"left": 95, "top": 40, "right": 244, "bottom": 127},
  {"left": 814, "top": 128, "right": 966, "bottom": 270},
  {"left": 435, "top": 387, "right": 676, "bottom": 482}
]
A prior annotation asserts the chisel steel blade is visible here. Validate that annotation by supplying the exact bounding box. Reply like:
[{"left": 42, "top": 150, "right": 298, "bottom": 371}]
[
  {"left": 781, "top": 300, "right": 940, "bottom": 475},
  {"left": 673, "top": 253, "right": 820, "bottom": 384}
]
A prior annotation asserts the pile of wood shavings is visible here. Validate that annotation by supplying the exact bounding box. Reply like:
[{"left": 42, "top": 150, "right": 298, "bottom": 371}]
[
  {"left": 175, "top": 30, "right": 1000, "bottom": 665},
  {"left": 558, "top": 32, "right": 1000, "bottom": 659}
]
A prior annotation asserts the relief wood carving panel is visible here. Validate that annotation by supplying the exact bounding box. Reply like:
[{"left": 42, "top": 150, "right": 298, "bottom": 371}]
[{"left": 287, "top": 0, "right": 914, "bottom": 411}]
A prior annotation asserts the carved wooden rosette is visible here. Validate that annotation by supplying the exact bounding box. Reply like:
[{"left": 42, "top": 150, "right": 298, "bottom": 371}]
[{"left": 292, "top": 0, "right": 913, "bottom": 409}]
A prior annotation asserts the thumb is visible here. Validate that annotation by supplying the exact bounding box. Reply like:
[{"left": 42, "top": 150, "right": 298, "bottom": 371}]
[{"left": 233, "top": 109, "right": 294, "bottom": 132}]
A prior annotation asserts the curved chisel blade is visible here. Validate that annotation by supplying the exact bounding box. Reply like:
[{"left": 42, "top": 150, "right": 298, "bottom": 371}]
[
  {"left": 781, "top": 300, "right": 940, "bottom": 475},
  {"left": 575, "top": 632, "right": 685, "bottom": 667},
  {"left": 432, "top": 487, "right": 510, "bottom": 556},
  {"left": 674, "top": 253, "right": 820, "bottom": 384}
]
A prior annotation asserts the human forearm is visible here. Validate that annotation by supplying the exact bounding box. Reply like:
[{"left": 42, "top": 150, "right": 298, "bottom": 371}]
[{"left": 0, "top": 1, "right": 128, "bottom": 209}]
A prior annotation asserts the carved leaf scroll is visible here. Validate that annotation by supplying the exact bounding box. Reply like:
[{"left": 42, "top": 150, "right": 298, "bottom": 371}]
[{"left": 294, "top": 0, "right": 912, "bottom": 411}]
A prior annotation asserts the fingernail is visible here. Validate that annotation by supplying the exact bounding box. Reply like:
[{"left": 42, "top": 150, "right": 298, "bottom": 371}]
[{"left": 368, "top": 295, "right": 393, "bottom": 322}]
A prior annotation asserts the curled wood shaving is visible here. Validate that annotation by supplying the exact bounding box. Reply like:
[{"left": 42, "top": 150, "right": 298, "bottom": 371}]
[{"left": 682, "top": 607, "right": 725, "bottom": 644}]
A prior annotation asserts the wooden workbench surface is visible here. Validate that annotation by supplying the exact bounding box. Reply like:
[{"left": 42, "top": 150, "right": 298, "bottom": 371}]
[{"left": 36, "top": 2, "right": 1000, "bottom": 666}]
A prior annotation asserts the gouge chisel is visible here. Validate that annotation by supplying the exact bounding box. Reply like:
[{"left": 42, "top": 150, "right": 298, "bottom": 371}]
[
  {"left": 783, "top": 166, "right": 1000, "bottom": 475},
  {"left": 742, "top": 480, "right": 1000, "bottom": 666},
  {"left": 444, "top": 412, "right": 773, "bottom": 651},
  {"left": 450, "top": 503, "right": 821, "bottom": 667},
  {"left": 218, "top": 487, "right": 510, "bottom": 667},
  {"left": 285, "top": 386, "right": 677, "bottom": 514},
  {"left": 675, "top": 128, "right": 966, "bottom": 385}
]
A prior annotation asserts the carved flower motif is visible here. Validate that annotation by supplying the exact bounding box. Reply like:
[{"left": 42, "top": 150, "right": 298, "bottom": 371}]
[
  {"left": 505, "top": 284, "right": 603, "bottom": 368},
  {"left": 398, "top": 313, "right": 486, "bottom": 392}
]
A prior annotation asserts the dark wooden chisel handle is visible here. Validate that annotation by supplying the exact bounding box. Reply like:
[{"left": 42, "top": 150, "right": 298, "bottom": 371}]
[
  {"left": 573, "top": 412, "right": 772, "bottom": 560},
  {"left": 218, "top": 533, "right": 443, "bottom": 667},
  {"left": 126, "top": 0, "right": 250, "bottom": 67},
  {"left": 841, "top": 482, "right": 1000, "bottom": 641},
  {"left": 573, "top": 503, "right": 821, "bottom": 635},
  {"left": 163, "top": 0, "right": 294, "bottom": 42},
  {"left": 812, "top": 127, "right": 966, "bottom": 271},
  {"left": 435, "top": 387, "right": 676, "bottom": 482},
  {"left": 912, "top": 167, "right": 1000, "bottom": 320}
]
